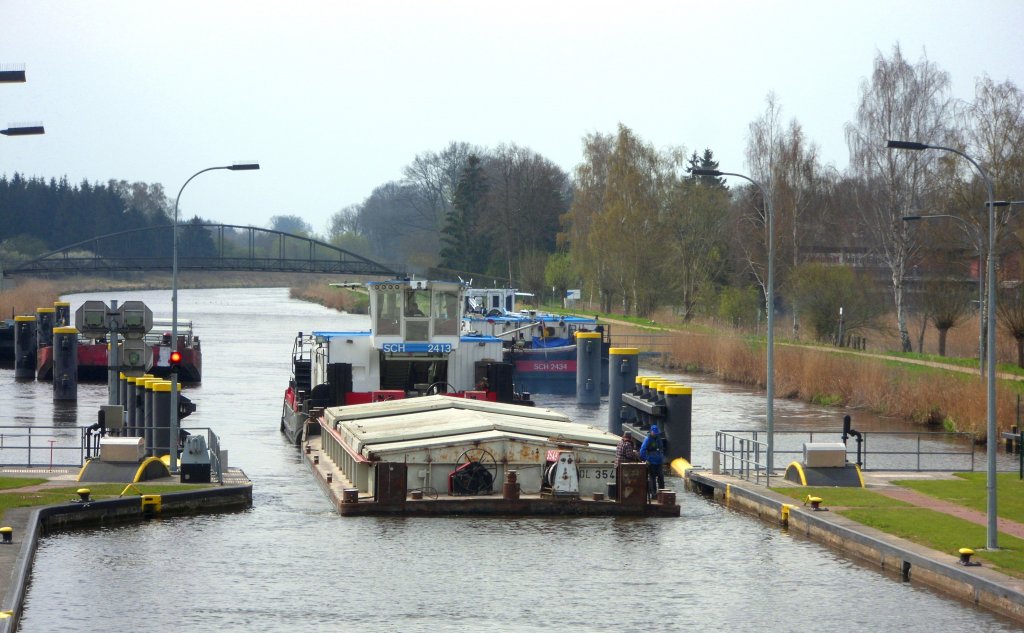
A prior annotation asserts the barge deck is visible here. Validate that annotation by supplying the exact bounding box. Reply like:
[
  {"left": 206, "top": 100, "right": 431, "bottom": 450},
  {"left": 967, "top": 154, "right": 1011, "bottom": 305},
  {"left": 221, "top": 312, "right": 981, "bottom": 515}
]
[{"left": 303, "top": 434, "right": 679, "bottom": 517}]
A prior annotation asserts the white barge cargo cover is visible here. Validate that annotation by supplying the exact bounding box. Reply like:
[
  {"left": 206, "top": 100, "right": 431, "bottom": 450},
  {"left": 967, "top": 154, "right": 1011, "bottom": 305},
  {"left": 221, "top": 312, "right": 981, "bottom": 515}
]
[{"left": 321, "top": 395, "right": 621, "bottom": 495}]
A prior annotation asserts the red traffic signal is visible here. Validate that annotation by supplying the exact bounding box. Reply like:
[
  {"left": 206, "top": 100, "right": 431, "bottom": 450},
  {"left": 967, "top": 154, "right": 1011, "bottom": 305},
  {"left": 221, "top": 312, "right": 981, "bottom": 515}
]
[{"left": 169, "top": 350, "right": 183, "bottom": 369}]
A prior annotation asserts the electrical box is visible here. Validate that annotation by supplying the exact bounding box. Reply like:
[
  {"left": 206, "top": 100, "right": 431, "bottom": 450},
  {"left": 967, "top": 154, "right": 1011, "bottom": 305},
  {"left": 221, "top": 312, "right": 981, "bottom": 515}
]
[
  {"left": 803, "top": 442, "right": 847, "bottom": 468},
  {"left": 99, "top": 405, "right": 124, "bottom": 432},
  {"left": 100, "top": 437, "right": 144, "bottom": 463},
  {"left": 180, "top": 434, "right": 211, "bottom": 483}
]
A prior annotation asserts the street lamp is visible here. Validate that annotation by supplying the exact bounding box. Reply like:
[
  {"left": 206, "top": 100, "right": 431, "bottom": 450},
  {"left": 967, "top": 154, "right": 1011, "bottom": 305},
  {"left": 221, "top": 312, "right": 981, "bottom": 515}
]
[
  {"left": 1, "top": 123, "right": 44, "bottom": 136},
  {"left": 693, "top": 168, "right": 776, "bottom": 475},
  {"left": 887, "top": 139, "right": 999, "bottom": 549},
  {"left": 170, "top": 162, "right": 259, "bottom": 474},
  {"left": 2, "top": 65, "right": 43, "bottom": 136},
  {"left": 0, "top": 65, "right": 27, "bottom": 83},
  {"left": 902, "top": 213, "right": 984, "bottom": 375}
]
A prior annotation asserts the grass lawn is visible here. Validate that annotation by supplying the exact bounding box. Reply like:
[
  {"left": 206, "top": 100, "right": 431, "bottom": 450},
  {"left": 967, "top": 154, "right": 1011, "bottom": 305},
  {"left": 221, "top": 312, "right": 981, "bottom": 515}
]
[
  {"left": 0, "top": 480, "right": 215, "bottom": 522},
  {"left": 892, "top": 472, "right": 1024, "bottom": 522},
  {"left": 773, "top": 483, "right": 1024, "bottom": 578}
]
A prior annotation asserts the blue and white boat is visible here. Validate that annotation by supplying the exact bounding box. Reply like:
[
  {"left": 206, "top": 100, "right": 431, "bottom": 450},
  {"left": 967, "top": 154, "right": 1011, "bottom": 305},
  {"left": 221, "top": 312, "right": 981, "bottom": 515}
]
[
  {"left": 461, "top": 287, "right": 610, "bottom": 395},
  {"left": 281, "top": 279, "right": 528, "bottom": 445}
]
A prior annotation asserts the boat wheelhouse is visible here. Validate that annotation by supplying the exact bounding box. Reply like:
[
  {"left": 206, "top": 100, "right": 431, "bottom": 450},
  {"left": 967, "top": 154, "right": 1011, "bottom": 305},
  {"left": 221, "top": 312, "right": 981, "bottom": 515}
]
[{"left": 282, "top": 279, "right": 522, "bottom": 445}]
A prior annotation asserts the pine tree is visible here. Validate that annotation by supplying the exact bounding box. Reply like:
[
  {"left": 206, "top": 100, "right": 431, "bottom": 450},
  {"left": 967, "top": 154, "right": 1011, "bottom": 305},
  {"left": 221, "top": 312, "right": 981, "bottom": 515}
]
[{"left": 439, "top": 154, "right": 489, "bottom": 273}]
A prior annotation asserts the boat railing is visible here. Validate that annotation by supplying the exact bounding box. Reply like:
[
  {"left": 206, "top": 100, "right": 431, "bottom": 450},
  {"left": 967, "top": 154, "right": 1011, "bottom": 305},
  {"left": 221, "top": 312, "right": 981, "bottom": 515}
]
[
  {"left": 143, "top": 319, "right": 196, "bottom": 346},
  {"left": 0, "top": 425, "right": 225, "bottom": 483},
  {"left": 715, "top": 429, "right": 978, "bottom": 481},
  {"left": 319, "top": 417, "right": 371, "bottom": 491}
]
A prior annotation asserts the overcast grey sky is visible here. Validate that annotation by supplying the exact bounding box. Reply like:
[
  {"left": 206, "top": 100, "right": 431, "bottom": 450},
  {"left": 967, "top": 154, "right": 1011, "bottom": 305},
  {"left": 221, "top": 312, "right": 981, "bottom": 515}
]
[{"left": 2, "top": 1, "right": 1023, "bottom": 235}]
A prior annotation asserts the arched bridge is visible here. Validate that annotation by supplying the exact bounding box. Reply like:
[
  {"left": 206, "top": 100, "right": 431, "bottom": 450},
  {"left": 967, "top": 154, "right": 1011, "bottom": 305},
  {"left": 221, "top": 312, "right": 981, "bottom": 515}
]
[{"left": 3, "top": 223, "right": 399, "bottom": 278}]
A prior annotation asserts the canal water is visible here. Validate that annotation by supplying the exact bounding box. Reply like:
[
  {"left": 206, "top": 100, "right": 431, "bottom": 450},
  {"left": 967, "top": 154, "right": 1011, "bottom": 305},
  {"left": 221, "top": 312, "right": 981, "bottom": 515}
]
[{"left": 8, "top": 288, "right": 1021, "bottom": 632}]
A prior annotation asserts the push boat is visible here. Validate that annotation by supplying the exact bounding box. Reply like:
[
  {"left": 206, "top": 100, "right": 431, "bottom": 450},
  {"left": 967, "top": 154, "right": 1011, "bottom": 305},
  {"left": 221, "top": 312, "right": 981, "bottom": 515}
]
[
  {"left": 35, "top": 319, "right": 202, "bottom": 383},
  {"left": 282, "top": 279, "right": 679, "bottom": 517},
  {"left": 282, "top": 279, "right": 529, "bottom": 446},
  {"left": 461, "top": 287, "right": 611, "bottom": 395}
]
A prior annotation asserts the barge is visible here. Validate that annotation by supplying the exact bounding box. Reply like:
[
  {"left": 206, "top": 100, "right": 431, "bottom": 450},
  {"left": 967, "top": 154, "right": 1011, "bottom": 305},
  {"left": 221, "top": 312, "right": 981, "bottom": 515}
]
[
  {"left": 462, "top": 287, "right": 610, "bottom": 395},
  {"left": 35, "top": 319, "right": 202, "bottom": 383},
  {"left": 306, "top": 395, "right": 678, "bottom": 517}
]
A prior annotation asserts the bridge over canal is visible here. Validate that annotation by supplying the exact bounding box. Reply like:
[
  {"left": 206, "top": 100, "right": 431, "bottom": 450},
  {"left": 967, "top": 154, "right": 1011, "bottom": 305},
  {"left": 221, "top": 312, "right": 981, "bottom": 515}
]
[{"left": 1, "top": 223, "right": 399, "bottom": 278}]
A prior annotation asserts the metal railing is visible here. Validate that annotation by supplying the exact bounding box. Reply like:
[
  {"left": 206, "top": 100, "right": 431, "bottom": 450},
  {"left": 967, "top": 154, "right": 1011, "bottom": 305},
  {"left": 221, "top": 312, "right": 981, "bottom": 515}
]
[
  {"left": 714, "top": 431, "right": 772, "bottom": 486},
  {"left": 714, "top": 428, "right": 978, "bottom": 483},
  {"left": 0, "top": 425, "right": 224, "bottom": 483}
]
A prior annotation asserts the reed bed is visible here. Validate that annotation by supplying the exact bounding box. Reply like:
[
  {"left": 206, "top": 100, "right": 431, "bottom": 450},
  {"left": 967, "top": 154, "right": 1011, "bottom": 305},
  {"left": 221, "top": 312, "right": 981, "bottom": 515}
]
[
  {"left": 664, "top": 329, "right": 1014, "bottom": 439},
  {"left": 289, "top": 283, "right": 368, "bottom": 313},
  {"left": 0, "top": 280, "right": 62, "bottom": 318}
]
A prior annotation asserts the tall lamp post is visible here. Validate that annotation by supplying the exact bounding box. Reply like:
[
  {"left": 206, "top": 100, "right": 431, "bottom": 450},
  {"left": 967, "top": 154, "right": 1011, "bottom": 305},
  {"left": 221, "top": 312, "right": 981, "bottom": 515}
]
[
  {"left": 693, "top": 168, "right": 776, "bottom": 474},
  {"left": 887, "top": 139, "right": 999, "bottom": 549},
  {"left": 170, "top": 162, "right": 259, "bottom": 474},
  {"left": 902, "top": 213, "right": 985, "bottom": 375}
]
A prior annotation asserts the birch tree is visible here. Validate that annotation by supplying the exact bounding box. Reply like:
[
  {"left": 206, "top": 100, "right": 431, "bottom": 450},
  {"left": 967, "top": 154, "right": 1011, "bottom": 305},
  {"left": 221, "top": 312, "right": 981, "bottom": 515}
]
[{"left": 845, "top": 44, "right": 954, "bottom": 352}]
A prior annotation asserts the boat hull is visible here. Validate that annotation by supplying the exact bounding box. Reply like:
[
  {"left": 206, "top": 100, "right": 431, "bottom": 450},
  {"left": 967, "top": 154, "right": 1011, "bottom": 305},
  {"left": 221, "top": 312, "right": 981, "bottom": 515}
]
[
  {"left": 505, "top": 345, "right": 609, "bottom": 395},
  {"left": 280, "top": 396, "right": 307, "bottom": 446},
  {"left": 35, "top": 343, "right": 202, "bottom": 383}
]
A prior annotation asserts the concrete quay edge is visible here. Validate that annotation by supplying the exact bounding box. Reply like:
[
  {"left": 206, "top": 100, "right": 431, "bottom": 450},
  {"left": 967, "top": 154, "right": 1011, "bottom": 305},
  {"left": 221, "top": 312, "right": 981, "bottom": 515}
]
[
  {"left": 686, "top": 469, "right": 1024, "bottom": 624},
  {"left": 0, "top": 473, "right": 253, "bottom": 633}
]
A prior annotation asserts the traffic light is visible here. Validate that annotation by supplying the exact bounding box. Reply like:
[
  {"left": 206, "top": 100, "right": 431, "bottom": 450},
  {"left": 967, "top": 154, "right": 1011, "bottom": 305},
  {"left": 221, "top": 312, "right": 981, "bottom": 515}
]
[{"left": 169, "top": 350, "right": 182, "bottom": 373}]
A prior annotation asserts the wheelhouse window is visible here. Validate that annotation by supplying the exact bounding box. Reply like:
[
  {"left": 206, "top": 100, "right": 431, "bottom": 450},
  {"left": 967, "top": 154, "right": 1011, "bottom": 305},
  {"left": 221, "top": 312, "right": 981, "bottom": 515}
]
[
  {"left": 375, "top": 287, "right": 401, "bottom": 336},
  {"left": 432, "top": 289, "right": 460, "bottom": 336},
  {"left": 404, "top": 288, "right": 430, "bottom": 341}
]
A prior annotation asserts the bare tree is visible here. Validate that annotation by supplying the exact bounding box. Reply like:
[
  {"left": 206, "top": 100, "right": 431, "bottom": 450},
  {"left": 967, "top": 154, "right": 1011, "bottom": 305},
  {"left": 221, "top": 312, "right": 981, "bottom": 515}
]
[
  {"left": 921, "top": 276, "right": 973, "bottom": 356},
  {"left": 484, "top": 144, "right": 569, "bottom": 288},
  {"left": 745, "top": 93, "right": 833, "bottom": 338},
  {"left": 401, "top": 141, "right": 479, "bottom": 233},
  {"left": 845, "top": 44, "right": 954, "bottom": 352},
  {"left": 997, "top": 283, "right": 1024, "bottom": 368}
]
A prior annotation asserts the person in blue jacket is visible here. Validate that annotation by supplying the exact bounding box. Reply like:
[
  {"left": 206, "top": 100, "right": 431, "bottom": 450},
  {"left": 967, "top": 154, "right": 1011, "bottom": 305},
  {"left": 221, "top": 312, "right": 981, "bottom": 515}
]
[{"left": 640, "top": 424, "right": 666, "bottom": 499}]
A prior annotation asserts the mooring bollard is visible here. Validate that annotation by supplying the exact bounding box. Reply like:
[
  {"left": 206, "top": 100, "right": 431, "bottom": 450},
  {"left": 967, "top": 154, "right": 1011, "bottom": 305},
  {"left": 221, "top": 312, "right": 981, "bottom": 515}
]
[
  {"left": 0, "top": 527, "right": 12, "bottom": 543},
  {"left": 76, "top": 488, "right": 91, "bottom": 502},
  {"left": 503, "top": 469, "right": 520, "bottom": 501},
  {"left": 326, "top": 472, "right": 333, "bottom": 484},
  {"left": 805, "top": 495, "right": 826, "bottom": 511},
  {"left": 958, "top": 547, "right": 980, "bottom": 566}
]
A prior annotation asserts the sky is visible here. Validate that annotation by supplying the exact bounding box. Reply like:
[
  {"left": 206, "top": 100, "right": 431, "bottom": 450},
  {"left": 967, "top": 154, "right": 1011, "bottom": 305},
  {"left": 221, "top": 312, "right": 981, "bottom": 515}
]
[{"left": 2, "top": 1, "right": 1023, "bottom": 236}]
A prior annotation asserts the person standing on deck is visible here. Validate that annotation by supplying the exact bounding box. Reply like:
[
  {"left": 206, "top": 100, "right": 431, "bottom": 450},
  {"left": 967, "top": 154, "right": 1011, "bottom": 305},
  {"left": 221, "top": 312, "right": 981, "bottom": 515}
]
[
  {"left": 615, "top": 432, "right": 640, "bottom": 465},
  {"left": 640, "top": 425, "right": 666, "bottom": 498}
]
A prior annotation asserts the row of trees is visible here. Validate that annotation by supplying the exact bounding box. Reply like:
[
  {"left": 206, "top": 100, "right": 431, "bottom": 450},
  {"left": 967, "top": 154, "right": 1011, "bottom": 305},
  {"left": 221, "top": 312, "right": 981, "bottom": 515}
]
[
  {"left": 3, "top": 43, "right": 1022, "bottom": 356},
  {"left": 0, "top": 174, "right": 334, "bottom": 263},
  {"left": 307, "top": 44, "right": 1014, "bottom": 353}
]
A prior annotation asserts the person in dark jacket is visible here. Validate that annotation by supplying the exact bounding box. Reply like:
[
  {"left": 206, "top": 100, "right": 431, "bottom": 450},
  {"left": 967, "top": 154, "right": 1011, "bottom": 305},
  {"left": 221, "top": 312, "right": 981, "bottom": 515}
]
[
  {"left": 639, "top": 424, "right": 666, "bottom": 498},
  {"left": 615, "top": 433, "right": 640, "bottom": 465}
]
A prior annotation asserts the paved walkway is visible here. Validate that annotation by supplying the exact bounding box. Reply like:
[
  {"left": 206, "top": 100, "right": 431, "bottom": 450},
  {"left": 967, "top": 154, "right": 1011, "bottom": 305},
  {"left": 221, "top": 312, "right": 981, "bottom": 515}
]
[{"left": 868, "top": 477, "right": 1024, "bottom": 540}]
